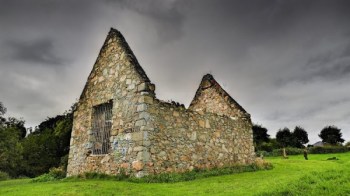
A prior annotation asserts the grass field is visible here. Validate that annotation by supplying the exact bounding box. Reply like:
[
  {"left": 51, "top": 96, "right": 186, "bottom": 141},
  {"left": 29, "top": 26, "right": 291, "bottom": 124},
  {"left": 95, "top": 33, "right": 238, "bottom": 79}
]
[{"left": 1, "top": 153, "right": 350, "bottom": 195}]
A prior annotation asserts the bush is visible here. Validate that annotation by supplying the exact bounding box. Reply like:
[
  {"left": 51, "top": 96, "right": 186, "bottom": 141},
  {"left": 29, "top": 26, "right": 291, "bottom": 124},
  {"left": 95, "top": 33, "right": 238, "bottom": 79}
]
[
  {"left": 309, "top": 146, "right": 350, "bottom": 154},
  {"left": 258, "top": 146, "right": 350, "bottom": 157},
  {"left": 31, "top": 167, "right": 66, "bottom": 182},
  {"left": 258, "top": 142, "right": 276, "bottom": 152},
  {"left": 0, "top": 171, "right": 10, "bottom": 181},
  {"left": 31, "top": 173, "right": 57, "bottom": 182},
  {"left": 60, "top": 154, "right": 69, "bottom": 172},
  {"left": 256, "top": 151, "right": 271, "bottom": 157},
  {"left": 260, "top": 148, "right": 304, "bottom": 157},
  {"left": 280, "top": 148, "right": 304, "bottom": 156},
  {"left": 48, "top": 167, "right": 66, "bottom": 179}
]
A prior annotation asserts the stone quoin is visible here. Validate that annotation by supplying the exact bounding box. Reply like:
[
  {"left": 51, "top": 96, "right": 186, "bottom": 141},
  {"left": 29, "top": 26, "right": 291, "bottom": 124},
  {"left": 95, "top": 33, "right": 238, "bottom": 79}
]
[{"left": 67, "top": 28, "right": 255, "bottom": 177}]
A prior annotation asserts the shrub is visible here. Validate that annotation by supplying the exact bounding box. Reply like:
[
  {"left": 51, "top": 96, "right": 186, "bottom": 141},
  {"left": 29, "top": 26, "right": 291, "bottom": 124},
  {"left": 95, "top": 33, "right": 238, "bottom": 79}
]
[
  {"left": 48, "top": 167, "right": 66, "bottom": 179},
  {"left": 31, "top": 167, "right": 66, "bottom": 183},
  {"left": 31, "top": 173, "right": 56, "bottom": 182},
  {"left": 262, "top": 148, "right": 304, "bottom": 157},
  {"left": 0, "top": 171, "right": 10, "bottom": 181},
  {"left": 309, "top": 146, "right": 349, "bottom": 154}
]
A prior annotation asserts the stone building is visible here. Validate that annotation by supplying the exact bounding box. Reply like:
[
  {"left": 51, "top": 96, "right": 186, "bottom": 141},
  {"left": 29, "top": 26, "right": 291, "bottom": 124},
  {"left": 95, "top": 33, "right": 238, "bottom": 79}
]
[{"left": 67, "top": 28, "right": 255, "bottom": 177}]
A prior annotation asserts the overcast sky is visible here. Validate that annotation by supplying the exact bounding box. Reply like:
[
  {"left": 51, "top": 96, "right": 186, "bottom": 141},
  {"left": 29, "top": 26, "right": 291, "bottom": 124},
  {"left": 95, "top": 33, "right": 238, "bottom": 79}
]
[{"left": 0, "top": 0, "right": 349, "bottom": 143}]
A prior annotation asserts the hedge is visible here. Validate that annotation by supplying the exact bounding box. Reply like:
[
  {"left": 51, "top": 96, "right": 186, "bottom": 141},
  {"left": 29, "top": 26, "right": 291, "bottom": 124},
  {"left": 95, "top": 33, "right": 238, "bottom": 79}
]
[
  {"left": 309, "top": 146, "right": 350, "bottom": 154},
  {"left": 257, "top": 146, "right": 350, "bottom": 157}
]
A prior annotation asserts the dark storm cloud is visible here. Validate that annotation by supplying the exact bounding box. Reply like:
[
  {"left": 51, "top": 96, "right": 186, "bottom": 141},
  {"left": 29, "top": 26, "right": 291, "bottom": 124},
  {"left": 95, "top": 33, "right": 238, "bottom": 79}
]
[
  {"left": 5, "top": 39, "right": 64, "bottom": 65},
  {"left": 105, "top": 0, "right": 186, "bottom": 42}
]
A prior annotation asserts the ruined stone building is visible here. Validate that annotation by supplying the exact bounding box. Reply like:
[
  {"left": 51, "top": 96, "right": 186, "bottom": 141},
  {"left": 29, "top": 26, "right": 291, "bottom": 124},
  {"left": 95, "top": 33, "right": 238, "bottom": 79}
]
[{"left": 67, "top": 28, "right": 255, "bottom": 177}]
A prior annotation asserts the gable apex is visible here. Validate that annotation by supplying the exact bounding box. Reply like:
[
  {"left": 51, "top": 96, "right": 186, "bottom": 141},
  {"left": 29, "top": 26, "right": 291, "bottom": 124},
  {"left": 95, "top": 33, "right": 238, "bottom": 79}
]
[
  {"left": 79, "top": 28, "right": 151, "bottom": 100},
  {"left": 189, "top": 74, "right": 249, "bottom": 118},
  {"left": 105, "top": 28, "right": 150, "bottom": 83}
]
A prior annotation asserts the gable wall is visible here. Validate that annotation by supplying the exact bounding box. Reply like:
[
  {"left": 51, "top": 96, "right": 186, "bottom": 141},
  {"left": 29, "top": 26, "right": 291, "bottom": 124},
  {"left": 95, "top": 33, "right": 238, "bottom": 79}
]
[
  {"left": 189, "top": 77, "right": 248, "bottom": 119},
  {"left": 67, "top": 31, "right": 155, "bottom": 177}
]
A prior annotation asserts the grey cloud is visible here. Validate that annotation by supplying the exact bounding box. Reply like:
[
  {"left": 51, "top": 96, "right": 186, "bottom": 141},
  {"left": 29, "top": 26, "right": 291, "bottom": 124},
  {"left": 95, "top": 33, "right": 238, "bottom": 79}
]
[
  {"left": 5, "top": 39, "right": 64, "bottom": 66},
  {"left": 303, "top": 43, "right": 350, "bottom": 81},
  {"left": 106, "top": 0, "right": 186, "bottom": 42}
]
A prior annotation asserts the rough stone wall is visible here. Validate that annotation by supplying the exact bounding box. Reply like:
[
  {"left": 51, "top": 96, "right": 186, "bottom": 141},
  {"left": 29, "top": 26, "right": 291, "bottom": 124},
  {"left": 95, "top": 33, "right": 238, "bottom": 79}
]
[
  {"left": 67, "top": 28, "right": 255, "bottom": 177},
  {"left": 145, "top": 100, "right": 255, "bottom": 174},
  {"left": 67, "top": 29, "right": 156, "bottom": 177}
]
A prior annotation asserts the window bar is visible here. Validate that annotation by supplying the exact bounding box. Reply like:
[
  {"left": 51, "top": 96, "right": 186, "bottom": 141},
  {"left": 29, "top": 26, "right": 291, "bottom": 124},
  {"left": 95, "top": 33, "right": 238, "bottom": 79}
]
[{"left": 91, "top": 101, "right": 112, "bottom": 155}]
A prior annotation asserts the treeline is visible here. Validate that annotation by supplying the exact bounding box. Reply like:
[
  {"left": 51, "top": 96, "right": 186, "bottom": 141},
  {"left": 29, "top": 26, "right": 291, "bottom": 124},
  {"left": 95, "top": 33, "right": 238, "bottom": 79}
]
[
  {"left": 253, "top": 124, "right": 349, "bottom": 157},
  {"left": 0, "top": 102, "right": 74, "bottom": 178}
]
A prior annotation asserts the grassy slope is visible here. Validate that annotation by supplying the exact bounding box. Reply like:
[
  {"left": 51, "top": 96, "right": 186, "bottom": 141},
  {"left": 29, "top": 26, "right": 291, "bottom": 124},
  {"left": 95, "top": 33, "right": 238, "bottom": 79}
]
[{"left": 1, "top": 153, "right": 350, "bottom": 196}]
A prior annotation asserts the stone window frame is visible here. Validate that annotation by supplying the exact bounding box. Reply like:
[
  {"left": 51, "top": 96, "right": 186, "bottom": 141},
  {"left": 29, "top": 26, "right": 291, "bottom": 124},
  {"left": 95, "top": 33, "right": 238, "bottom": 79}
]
[{"left": 90, "top": 100, "right": 113, "bottom": 155}]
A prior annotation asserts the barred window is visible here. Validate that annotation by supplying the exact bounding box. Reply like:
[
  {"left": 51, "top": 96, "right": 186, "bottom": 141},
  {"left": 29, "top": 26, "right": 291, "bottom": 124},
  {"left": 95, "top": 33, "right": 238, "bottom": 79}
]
[{"left": 91, "top": 101, "right": 113, "bottom": 155}]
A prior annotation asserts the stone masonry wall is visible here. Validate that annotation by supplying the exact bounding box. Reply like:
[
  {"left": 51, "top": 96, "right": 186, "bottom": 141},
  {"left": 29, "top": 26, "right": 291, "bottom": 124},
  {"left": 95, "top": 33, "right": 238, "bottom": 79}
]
[
  {"left": 67, "top": 29, "right": 156, "bottom": 177},
  {"left": 143, "top": 100, "right": 255, "bottom": 174},
  {"left": 189, "top": 74, "right": 249, "bottom": 119},
  {"left": 67, "top": 28, "right": 255, "bottom": 177}
]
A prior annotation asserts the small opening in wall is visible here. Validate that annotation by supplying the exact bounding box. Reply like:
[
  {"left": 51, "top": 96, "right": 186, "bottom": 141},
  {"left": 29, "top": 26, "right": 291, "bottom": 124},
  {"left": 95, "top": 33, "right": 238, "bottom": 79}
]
[{"left": 91, "top": 100, "right": 113, "bottom": 155}]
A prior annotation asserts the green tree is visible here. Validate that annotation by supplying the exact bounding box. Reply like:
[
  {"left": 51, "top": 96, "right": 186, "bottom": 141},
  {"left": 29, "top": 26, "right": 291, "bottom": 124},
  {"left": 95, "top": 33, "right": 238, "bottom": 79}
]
[
  {"left": 276, "top": 128, "right": 293, "bottom": 158},
  {"left": 0, "top": 127, "right": 23, "bottom": 177},
  {"left": 319, "top": 126, "right": 344, "bottom": 145},
  {"left": 252, "top": 124, "right": 270, "bottom": 151},
  {"left": 21, "top": 104, "right": 74, "bottom": 177},
  {"left": 292, "top": 126, "right": 309, "bottom": 148},
  {"left": 0, "top": 102, "right": 6, "bottom": 126},
  {"left": 6, "top": 117, "right": 26, "bottom": 139},
  {"left": 0, "top": 102, "right": 24, "bottom": 177},
  {"left": 276, "top": 128, "right": 293, "bottom": 147},
  {"left": 21, "top": 132, "right": 58, "bottom": 177}
]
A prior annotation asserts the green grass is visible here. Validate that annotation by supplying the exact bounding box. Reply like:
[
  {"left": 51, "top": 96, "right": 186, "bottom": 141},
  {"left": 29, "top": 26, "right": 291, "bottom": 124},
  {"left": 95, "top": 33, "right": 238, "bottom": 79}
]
[{"left": 1, "top": 153, "right": 350, "bottom": 195}]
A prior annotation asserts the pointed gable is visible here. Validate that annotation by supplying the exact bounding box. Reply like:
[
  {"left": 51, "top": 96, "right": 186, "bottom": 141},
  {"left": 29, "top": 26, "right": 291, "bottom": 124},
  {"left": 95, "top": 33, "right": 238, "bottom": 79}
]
[
  {"left": 79, "top": 28, "right": 151, "bottom": 101},
  {"left": 189, "top": 74, "right": 249, "bottom": 119}
]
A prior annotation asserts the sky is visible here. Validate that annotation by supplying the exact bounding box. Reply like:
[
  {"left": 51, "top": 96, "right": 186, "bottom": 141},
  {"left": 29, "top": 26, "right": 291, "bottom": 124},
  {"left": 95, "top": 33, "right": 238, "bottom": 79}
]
[{"left": 0, "top": 0, "right": 349, "bottom": 144}]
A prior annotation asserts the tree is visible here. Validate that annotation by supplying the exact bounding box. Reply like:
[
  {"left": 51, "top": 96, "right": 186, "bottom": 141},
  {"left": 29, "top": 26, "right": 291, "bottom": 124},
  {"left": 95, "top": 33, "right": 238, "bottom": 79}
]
[
  {"left": 292, "top": 126, "right": 309, "bottom": 148},
  {"left": 0, "top": 102, "right": 6, "bottom": 126},
  {"left": 21, "top": 104, "right": 74, "bottom": 177},
  {"left": 0, "top": 102, "right": 26, "bottom": 139},
  {"left": 0, "top": 102, "right": 6, "bottom": 116},
  {"left": 252, "top": 124, "right": 270, "bottom": 151},
  {"left": 21, "top": 132, "right": 58, "bottom": 177},
  {"left": 276, "top": 128, "right": 293, "bottom": 158},
  {"left": 276, "top": 128, "right": 293, "bottom": 147},
  {"left": 319, "top": 126, "right": 344, "bottom": 145},
  {"left": 345, "top": 141, "right": 350, "bottom": 147},
  {"left": 6, "top": 117, "right": 26, "bottom": 139},
  {"left": 0, "top": 102, "right": 24, "bottom": 177}
]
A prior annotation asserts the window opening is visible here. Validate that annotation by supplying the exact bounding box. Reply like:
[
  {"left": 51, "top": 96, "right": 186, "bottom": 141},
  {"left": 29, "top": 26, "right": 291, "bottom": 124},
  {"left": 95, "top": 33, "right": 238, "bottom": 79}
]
[{"left": 91, "top": 101, "right": 113, "bottom": 155}]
